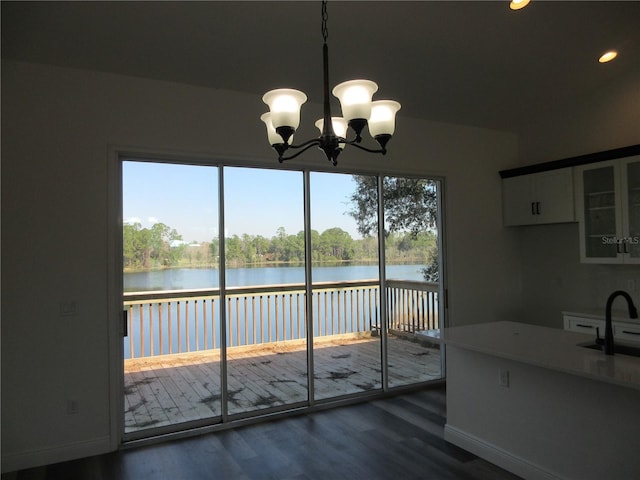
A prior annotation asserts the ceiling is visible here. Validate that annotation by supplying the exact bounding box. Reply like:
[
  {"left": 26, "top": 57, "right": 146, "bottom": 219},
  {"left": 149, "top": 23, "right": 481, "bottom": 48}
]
[{"left": 3, "top": 1, "right": 640, "bottom": 133}]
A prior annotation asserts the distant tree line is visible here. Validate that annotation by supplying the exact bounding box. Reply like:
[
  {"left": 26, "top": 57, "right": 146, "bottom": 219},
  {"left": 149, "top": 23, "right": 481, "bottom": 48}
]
[{"left": 123, "top": 223, "right": 437, "bottom": 275}]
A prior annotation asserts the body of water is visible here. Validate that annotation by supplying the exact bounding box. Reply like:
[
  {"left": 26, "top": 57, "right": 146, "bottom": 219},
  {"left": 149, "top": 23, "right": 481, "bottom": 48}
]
[{"left": 124, "top": 263, "right": 427, "bottom": 292}]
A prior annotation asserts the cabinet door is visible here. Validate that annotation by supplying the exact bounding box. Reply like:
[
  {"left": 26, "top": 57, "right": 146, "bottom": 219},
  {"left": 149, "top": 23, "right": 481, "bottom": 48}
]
[
  {"left": 536, "top": 169, "right": 575, "bottom": 224},
  {"left": 622, "top": 157, "right": 640, "bottom": 261},
  {"left": 614, "top": 322, "right": 640, "bottom": 344},
  {"left": 576, "top": 161, "right": 621, "bottom": 262},
  {"left": 564, "top": 315, "right": 602, "bottom": 335},
  {"left": 503, "top": 175, "right": 536, "bottom": 226},
  {"left": 502, "top": 168, "right": 574, "bottom": 226}
]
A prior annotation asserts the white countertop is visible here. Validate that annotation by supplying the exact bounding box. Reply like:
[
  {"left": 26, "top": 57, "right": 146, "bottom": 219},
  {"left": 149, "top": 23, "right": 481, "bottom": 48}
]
[{"left": 441, "top": 321, "right": 640, "bottom": 390}]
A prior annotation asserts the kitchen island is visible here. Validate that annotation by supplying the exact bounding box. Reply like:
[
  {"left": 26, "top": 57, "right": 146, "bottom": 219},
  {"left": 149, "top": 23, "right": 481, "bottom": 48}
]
[{"left": 442, "top": 321, "right": 640, "bottom": 480}]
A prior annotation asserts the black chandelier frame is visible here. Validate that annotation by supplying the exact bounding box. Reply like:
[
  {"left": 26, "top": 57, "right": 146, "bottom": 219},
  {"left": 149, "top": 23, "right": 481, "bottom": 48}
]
[{"left": 268, "top": 1, "right": 393, "bottom": 166}]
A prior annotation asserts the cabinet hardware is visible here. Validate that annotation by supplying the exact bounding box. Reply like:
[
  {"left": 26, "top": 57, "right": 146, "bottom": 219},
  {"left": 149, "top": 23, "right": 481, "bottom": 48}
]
[
  {"left": 576, "top": 323, "right": 593, "bottom": 328},
  {"left": 123, "top": 310, "right": 128, "bottom": 337},
  {"left": 529, "top": 201, "right": 542, "bottom": 216},
  {"left": 621, "top": 330, "right": 640, "bottom": 335}
]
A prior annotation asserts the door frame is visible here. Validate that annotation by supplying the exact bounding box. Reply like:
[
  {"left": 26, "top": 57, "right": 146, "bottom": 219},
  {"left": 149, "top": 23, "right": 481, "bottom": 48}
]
[
  {"left": 107, "top": 146, "right": 449, "bottom": 449},
  {"left": 106, "top": 146, "right": 125, "bottom": 450}
]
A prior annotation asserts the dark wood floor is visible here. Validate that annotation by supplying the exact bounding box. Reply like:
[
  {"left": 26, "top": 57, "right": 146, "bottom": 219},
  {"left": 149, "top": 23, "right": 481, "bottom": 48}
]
[{"left": 3, "top": 386, "right": 521, "bottom": 480}]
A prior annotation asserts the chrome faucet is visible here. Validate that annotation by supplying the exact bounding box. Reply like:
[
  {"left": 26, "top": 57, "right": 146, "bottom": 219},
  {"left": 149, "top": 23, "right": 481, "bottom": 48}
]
[{"left": 604, "top": 290, "right": 638, "bottom": 355}]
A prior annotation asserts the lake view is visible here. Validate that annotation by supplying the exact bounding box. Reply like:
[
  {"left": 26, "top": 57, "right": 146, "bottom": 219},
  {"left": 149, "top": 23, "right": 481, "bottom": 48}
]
[{"left": 124, "top": 263, "right": 427, "bottom": 292}]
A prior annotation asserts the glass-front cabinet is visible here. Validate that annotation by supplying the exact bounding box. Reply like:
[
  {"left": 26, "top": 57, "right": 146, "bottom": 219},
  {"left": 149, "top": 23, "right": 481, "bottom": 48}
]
[
  {"left": 625, "top": 159, "right": 640, "bottom": 259},
  {"left": 575, "top": 155, "right": 640, "bottom": 263}
]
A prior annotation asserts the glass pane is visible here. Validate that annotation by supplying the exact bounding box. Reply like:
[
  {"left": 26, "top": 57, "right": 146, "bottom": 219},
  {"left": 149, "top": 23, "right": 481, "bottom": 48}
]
[
  {"left": 627, "top": 161, "right": 640, "bottom": 258},
  {"left": 223, "top": 167, "right": 307, "bottom": 415},
  {"left": 310, "top": 172, "right": 382, "bottom": 400},
  {"left": 383, "top": 176, "right": 443, "bottom": 388},
  {"left": 583, "top": 166, "right": 617, "bottom": 258},
  {"left": 122, "top": 161, "right": 221, "bottom": 433}
]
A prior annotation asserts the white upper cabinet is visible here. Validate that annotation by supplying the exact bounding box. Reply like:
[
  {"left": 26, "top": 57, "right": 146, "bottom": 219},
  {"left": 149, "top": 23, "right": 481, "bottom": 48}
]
[
  {"left": 502, "top": 168, "right": 575, "bottom": 226},
  {"left": 575, "top": 155, "right": 640, "bottom": 263}
]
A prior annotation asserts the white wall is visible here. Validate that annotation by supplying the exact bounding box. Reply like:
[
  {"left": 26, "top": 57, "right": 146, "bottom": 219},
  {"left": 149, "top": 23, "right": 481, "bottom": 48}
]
[
  {"left": 1, "top": 60, "right": 520, "bottom": 471},
  {"left": 508, "top": 67, "right": 640, "bottom": 328},
  {"left": 518, "top": 67, "right": 640, "bottom": 165},
  {"left": 445, "top": 346, "right": 640, "bottom": 480}
]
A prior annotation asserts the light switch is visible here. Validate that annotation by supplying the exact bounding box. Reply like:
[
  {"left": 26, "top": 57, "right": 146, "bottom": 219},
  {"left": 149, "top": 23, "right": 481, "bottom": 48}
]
[
  {"left": 59, "top": 301, "right": 78, "bottom": 317},
  {"left": 499, "top": 368, "right": 510, "bottom": 388}
]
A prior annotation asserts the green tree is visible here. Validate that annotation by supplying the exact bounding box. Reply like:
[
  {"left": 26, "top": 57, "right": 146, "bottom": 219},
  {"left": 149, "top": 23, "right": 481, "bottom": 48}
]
[
  {"left": 149, "top": 223, "right": 183, "bottom": 266},
  {"left": 349, "top": 176, "right": 437, "bottom": 236},
  {"left": 123, "top": 222, "right": 143, "bottom": 268},
  {"left": 349, "top": 176, "right": 439, "bottom": 281},
  {"left": 210, "top": 238, "right": 219, "bottom": 259},
  {"left": 226, "top": 235, "right": 243, "bottom": 266},
  {"left": 241, "top": 233, "right": 257, "bottom": 263},
  {"left": 318, "top": 227, "right": 355, "bottom": 261},
  {"left": 123, "top": 221, "right": 185, "bottom": 269},
  {"left": 252, "top": 235, "right": 270, "bottom": 260}
]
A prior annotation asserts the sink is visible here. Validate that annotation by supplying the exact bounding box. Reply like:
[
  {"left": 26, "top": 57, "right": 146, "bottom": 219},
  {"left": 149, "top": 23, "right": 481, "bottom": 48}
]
[{"left": 579, "top": 342, "right": 640, "bottom": 358}]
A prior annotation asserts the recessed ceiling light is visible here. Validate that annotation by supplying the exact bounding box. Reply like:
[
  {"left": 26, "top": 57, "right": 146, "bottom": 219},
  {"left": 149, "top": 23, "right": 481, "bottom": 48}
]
[
  {"left": 598, "top": 51, "right": 618, "bottom": 63},
  {"left": 510, "top": 0, "right": 531, "bottom": 10}
]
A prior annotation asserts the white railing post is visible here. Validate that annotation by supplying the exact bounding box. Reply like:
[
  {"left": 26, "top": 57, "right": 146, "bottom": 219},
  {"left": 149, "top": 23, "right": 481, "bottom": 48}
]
[{"left": 123, "top": 280, "right": 438, "bottom": 359}]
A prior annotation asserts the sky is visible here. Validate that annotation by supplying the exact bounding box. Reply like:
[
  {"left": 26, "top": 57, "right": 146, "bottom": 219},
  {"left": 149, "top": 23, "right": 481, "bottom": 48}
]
[{"left": 123, "top": 161, "right": 365, "bottom": 242}]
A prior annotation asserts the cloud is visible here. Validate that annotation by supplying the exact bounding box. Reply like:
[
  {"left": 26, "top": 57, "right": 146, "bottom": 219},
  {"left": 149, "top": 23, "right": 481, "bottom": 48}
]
[
  {"left": 124, "top": 217, "right": 141, "bottom": 225},
  {"left": 147, "top": 216, "right": 160, "bottom": 224}
]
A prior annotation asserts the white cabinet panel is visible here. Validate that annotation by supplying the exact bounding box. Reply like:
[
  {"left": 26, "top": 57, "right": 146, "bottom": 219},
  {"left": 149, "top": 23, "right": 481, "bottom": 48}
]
[
  {"left": 614, "top": 323, "right": 640, "bottom": 342},
  {"left": 563, "top": 313, "right": 640, "bottom": 345},
  {"left": 503, "top": 168, "right": 574, "bottom": 226},
  {"left": 564, "top": 315, "right": 601, "bottom": 334}
]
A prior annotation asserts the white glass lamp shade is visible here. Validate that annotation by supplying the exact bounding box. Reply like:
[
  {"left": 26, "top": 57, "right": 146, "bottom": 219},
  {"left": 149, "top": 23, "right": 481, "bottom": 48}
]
[
  {"left": 332, "top": 80, "right": 378, "bottom": 122},
  {"left": 262, "top": 89, "right": 307, "bottom": 130},
  {"left": 368, "top": 100, "right": 401, "bottom": 137},
  {"left": 315, "top": 117, "right": 348, "bottom": 148},
  {"left": 261, "top": 112, "right": 292, "bottom": 145}
]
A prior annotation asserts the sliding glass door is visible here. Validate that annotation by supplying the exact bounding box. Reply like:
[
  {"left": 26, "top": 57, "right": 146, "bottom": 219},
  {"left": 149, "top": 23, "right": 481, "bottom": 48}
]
[
  {"left": 310, "top": 172, "right": 382, "bottom": 400},
  {"left": 223, "top": 167, "right": 307, "bottom": 415},
  {"left": 122, "top": 161, "right": 221, "bottom": 435},
  {"left": 382, "top": 176, "right": 443, "bottom": 387},
  {"left": 121, "top": 158, "right": 445, "bottom": 439}
]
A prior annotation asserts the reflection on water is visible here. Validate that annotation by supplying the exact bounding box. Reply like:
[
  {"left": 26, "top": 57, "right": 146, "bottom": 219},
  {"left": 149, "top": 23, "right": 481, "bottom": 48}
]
[{"left": 124, "top": 264, "right": 426, "bottom": 292}]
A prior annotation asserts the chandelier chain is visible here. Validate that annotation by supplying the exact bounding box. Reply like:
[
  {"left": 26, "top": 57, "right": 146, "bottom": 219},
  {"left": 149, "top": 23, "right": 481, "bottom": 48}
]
[{"left": 321, "top": 0, "right": 328, "bottom": 43}]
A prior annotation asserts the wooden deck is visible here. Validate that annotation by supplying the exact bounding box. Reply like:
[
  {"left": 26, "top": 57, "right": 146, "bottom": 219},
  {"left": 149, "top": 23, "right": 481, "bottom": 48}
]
[{"left": 124, "top": 334, "right": 442, "bottom": 433}]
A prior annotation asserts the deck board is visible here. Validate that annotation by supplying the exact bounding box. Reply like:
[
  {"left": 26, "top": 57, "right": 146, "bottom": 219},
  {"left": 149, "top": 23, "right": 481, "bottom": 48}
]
[{"left": 124, "top": 335, "right": 441, "bottom": 433}]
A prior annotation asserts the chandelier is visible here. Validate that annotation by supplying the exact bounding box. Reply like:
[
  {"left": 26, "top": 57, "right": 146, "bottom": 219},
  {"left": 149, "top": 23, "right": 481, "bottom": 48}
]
[{"left": 260, "top": 1, "right": 401, "bottom": 166}]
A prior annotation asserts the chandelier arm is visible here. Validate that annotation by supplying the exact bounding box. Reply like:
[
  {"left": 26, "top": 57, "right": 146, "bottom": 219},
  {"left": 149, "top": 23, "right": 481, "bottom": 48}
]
[
  {"left": 347, "top": 142, "right": 387, "bottom": 155},
  {"left": 287, "top": 137, "right": 322, "bottom": 150},
  {"left": 278, "top": 140, "right": 322, "bottom": 162},
  {"left": 338, "top": 135, "right": 386, "bottom": 153}
]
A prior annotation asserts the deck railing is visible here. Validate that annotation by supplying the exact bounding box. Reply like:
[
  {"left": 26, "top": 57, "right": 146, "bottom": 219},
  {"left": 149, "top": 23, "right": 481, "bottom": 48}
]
[{"left": 124, "top": 279, "right": 439, "bottom": 359}]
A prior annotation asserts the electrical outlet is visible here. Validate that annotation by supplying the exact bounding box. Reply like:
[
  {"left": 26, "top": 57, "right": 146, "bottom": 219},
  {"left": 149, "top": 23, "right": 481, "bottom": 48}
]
[
  {"left": 499, "top": 368, "right": 510, "bottom": 388},
  {"left": 59, "top": 301, "right": 78, "bottom": 317},
  {"left": 628, "top": 279, "right": 636, "bottom": 293},
  {"left": 67, "top": 399, "right": 79, "bottom": 415}
]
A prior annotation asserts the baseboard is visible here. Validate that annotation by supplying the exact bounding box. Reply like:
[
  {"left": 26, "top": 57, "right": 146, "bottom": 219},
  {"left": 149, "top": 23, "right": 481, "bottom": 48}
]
[
  {"left": 1, "top": 435, "right": 112, "bottom": 473},
  {"left": 444, "top": 424, "right": 564, "bottom": 480}
]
